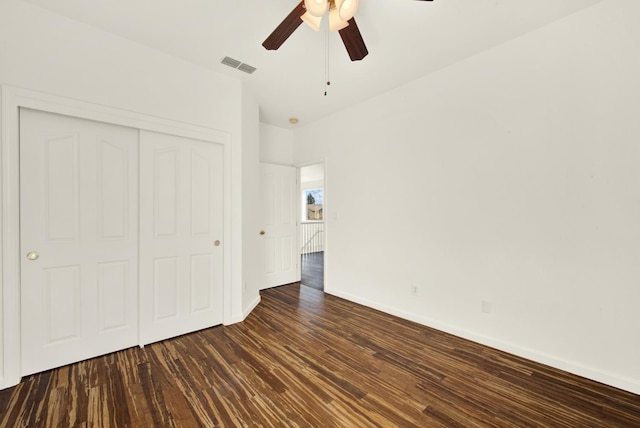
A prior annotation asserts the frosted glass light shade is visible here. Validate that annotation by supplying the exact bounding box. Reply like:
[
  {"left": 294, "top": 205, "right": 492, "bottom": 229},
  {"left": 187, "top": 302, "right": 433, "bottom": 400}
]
[
  {"left": 304, "top": 0, "right": 328, "bottom": 17},
  {"left": 329, "top": 8, "right": 349, "bottom": 32},
  {"left": 301, "top": 12, "right": 322, "bottom": 31},
  {"left": 335, "top": 0, "right": 359, "bottom": 21}
]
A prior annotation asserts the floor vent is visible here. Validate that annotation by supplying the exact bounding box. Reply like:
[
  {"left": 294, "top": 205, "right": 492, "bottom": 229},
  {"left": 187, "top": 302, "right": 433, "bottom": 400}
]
[{"left": 221, "top": 56, "right": 257, "bottom": 74}]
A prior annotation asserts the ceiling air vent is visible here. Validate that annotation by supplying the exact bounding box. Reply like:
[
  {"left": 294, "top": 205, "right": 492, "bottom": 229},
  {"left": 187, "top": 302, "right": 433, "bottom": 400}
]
[
  {"left": 221, "top": 56, "right": 256, "bottom": 75},
  {"left": 237, "top": 63, "right": 257, "bottom": 74}
]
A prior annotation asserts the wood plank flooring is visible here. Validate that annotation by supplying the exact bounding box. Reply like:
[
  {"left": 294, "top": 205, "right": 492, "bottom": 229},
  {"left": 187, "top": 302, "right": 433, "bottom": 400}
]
[
  {"left": 1, "top": 283, "right": 638, "bottom": 427},
  {"left": 301, "top": 251, "right": 324, "bottom": 291}
]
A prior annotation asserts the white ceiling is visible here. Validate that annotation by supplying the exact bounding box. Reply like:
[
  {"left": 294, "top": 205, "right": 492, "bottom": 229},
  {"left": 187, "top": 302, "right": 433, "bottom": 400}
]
[{"left": 22, "top": 0, "right": 601, "bottom": 129}]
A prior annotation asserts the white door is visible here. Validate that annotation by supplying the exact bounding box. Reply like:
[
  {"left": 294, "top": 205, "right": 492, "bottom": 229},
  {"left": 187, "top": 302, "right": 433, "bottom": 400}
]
[
  {"left": 139, "top": 131, "right": 224, "bottom": 345},
  {"left": 260, "top": 163, "right": 298, "bottom": 289},
  {"left": 20, "top": 109, "right": 139, "bottom": 376}
]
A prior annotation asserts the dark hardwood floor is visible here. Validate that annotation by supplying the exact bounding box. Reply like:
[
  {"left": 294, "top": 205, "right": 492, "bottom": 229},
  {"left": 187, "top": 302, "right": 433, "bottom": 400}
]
[
  {"left": 301, "top": 251, "right": 323, "bottom": 291},
  {"left": 1, "top": 283, "right": 638, "bottom": 427}
]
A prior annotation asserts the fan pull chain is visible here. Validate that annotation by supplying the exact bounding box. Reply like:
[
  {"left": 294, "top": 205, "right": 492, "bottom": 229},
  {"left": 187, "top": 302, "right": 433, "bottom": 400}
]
[{"left": 325, "top": 21, "right": 330, "bottom": 96}]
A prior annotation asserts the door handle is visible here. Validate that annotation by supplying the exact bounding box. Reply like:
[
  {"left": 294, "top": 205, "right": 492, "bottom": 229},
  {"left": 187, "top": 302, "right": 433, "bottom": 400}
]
[
  {"left": 214, "top": 240, "right": 221, "bottom": 247},
  {"left": 26, "top": 251, "right": 39, "bottom": 261},
  {"left": 259, "top": 230, "right": 265, "bottom": 235}
]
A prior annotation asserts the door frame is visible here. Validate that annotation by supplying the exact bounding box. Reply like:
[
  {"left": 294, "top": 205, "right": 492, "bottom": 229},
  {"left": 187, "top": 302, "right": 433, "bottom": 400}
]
[
  {"left": 296, "top": 159, "right": 327, "bottom": 291},
  {"left": 0, "top": 85, "right": 234, "bottom": 390}
]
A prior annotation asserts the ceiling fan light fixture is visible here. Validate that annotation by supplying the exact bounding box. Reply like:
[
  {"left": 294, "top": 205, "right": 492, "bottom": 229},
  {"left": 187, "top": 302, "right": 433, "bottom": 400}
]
[
  {"left": 329, "top": 7, "right": 349, "bottom": 32},
  {"left": 335, "top": 0, "right": 359, "bottom": 21},
  {"left": 304, "top": 0, "right": 328, "bottom": 17},
  {"left": 301, "top": 11, "right": 322, "bottom": 31}
]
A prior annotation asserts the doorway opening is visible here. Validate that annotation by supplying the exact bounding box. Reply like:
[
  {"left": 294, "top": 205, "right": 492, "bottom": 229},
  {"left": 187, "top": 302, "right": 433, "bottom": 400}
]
[{"left": 300, "top": 163, "right": 325, "bottom": 291}]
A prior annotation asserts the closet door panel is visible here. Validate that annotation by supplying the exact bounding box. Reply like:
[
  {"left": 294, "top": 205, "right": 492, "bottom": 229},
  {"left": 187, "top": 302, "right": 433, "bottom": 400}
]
[
  {"left": 20, "top": 109, "right": 139, "bottom": 376},
  {"left": 139, "top": 130, "right": 224, "bottom": 345}
]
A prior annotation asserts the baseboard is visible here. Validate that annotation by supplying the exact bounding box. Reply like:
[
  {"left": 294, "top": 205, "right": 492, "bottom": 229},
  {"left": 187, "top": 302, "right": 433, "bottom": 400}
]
[
  {"left": 226, "top": 295, "right": 261, "bottom": 325},
  {"left": 0, "top": 376, "right": 20, "bottom": 392},
  {"left": 325, "top": 288, "right": 640, "bottom": 396}
]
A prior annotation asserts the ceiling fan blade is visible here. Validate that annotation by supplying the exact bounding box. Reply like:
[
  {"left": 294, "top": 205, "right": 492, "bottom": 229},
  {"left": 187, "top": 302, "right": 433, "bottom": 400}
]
[
  {"left": 262, "top": 1, "right": 306, "bottom": 51},
  {"left": 339, "top": 18, "right": 368, "bottom": 61}
]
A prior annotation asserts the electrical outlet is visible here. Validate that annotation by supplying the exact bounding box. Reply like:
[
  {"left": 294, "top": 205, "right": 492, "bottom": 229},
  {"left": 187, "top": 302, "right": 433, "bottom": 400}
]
[
  {"left": 411, "top": 284, "right": 419, "bottom": 296},
  {"left": 482, "top": 300, "right": 492, "bottom": 314}
]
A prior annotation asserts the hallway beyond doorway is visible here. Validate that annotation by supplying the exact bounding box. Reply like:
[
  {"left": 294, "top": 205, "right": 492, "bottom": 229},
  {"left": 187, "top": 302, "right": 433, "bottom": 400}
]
[
  {"left": 299, "top": 162, "right": 325, "bottom": 291},
  {"left": 301, "top": 252, "right": 323, "bottom": 291}
]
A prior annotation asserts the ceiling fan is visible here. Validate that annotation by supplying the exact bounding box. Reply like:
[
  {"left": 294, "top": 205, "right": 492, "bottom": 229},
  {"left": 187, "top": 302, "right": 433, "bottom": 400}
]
[{"left": 263, "top": 0, "right": 434, "bottom": 62}]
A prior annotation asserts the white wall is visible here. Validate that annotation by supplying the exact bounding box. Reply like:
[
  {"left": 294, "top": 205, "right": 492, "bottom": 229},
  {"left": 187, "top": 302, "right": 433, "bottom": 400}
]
[
  {"left": 0, "top": 0, "right": 258, "bottom": 386},
  {"left": 294, "top": 0, "right": 640, "bottom": 394},
  {"left": 260, "top": 123, "right": 294, "bottom": 165},
  {"left": 0, "top": 1, "right": 241, "bottom": 130}
]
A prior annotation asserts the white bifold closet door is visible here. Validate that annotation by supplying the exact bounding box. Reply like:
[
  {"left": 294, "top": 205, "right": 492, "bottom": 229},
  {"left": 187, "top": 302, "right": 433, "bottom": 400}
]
[
  {"left": 20, "top": 109, "right": 139, "bottom": 376},
  {"left": 138, "top": 130, "right": 224, "bottom": 345}
]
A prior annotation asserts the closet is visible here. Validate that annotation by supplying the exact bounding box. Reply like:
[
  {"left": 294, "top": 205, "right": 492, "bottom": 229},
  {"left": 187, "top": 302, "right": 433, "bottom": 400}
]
[{"left": 19, "top": 108, "right": 224, "bottom": 375}]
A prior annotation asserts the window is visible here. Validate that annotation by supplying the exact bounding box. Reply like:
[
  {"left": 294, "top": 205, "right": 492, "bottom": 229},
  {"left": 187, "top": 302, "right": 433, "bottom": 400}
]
[{"left": 305, "top": 189, "right": 323, "bottom": 221}]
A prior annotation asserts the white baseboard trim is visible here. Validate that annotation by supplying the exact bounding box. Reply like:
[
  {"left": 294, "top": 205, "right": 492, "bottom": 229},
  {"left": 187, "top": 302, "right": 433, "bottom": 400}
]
[
  {"left": 226, "top": 295, "right": 261, "bottom": 325},
  {"left": 325, "top": 287, "right": 640, "bottom": 396}
]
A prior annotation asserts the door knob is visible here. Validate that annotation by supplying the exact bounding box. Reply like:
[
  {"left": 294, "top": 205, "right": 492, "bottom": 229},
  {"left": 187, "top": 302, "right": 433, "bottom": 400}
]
[
  {"left": 26, "top": 251, "right": 39, "bottom": 261},
  {"left": 214, "top": 240, "right": 221, "bottom": 247},
  {"left": 259, "top": 230, "right": 265, "bottom": 235}
]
